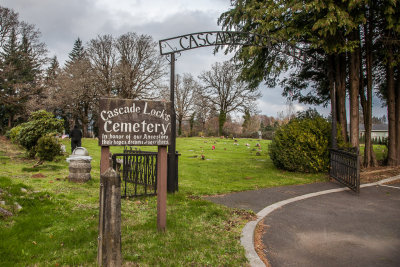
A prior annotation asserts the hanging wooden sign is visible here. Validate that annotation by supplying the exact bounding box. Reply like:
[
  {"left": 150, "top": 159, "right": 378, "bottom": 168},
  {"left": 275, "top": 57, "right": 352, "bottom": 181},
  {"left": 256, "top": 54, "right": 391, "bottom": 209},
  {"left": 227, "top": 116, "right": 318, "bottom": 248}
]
[{"left": 98, "top": 98, "right": 172, "bottom": 146}]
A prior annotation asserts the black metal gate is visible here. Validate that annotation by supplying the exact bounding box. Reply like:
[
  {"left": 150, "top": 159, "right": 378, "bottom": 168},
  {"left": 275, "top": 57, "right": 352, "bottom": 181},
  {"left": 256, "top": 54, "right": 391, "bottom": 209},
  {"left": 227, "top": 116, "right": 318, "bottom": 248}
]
[
  {"left": 330, "top": 147, "right": 360, "bottom": 193},
  {"left": 112, "top": 148, "right": 158, "bottom": 197},
  {"left": 112, "top": 147, "right": 180, "bottom": 197}
]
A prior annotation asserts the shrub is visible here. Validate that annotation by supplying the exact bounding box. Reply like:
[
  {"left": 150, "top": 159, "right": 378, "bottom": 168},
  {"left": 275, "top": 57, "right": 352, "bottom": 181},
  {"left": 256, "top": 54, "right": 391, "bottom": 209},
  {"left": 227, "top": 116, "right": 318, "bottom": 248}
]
[
  {"left": 36, "top": 134, "right": 61, "bottom": 161},
  {"left": 268, "top": 110, "right": 335, "bottom": 173},
  {"left": 14, "top": 110, "right": 64, "bottom": 157},
  {"left": 6, "top": 125, "right": 23, "bottom": 144}
]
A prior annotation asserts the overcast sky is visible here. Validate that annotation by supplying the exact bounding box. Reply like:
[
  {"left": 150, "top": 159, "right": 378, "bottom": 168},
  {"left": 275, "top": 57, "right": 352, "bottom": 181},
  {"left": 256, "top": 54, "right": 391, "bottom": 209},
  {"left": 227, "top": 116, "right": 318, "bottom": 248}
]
[{"left": 3, "top": 0, "right": 386, "bottom": 119}]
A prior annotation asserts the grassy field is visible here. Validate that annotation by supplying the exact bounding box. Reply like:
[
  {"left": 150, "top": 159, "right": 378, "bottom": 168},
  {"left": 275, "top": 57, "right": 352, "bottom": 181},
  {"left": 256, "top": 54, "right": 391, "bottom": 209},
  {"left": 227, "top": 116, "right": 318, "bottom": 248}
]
[
  {"left": 0, "top": 136, "right": 326, "bottom": 266},
  {"left": 359, "top": 144, "right": 387, "bottom": 162}
]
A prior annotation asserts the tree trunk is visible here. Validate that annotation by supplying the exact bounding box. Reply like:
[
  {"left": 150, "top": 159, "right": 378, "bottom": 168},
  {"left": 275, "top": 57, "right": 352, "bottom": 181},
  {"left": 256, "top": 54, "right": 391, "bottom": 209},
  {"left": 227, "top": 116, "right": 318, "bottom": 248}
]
[
  {"left": 359, "top": 54, "right": 369, "bottom": 165},
  {"left": 396, "top": 74, "right": 400, "bottom": 165},
  {"left": 386, "top": 49, "right": 397, "bottom": 166},
  {"left": 189, "top": 114, "right": 195, "bottom": 137},
  {"left": 177, "top": 116, "right": 183, "bottom": 136},
  {"left": 8, "top": 115, "right": 13, "bottom": 128},
  {"left": 218, "top": 111, "right": 226, "bottom": 137},
  {"left": 335, "top": 54, "right": 348, "bottom": 142},
  {"left": 360, "top": 47, "right": 377, "bottom": 167},
  {"left": 361, "top": 13, "right": 378, "bottom": 167},
  {"left": 327, "top": 55, "right": 337, "bottom": 148},
  {"left": 349, "top": 30, "right": 360, "bottom": 149},
  {"left": 82, "top": 105, "right": 89, "bottom": 138}
]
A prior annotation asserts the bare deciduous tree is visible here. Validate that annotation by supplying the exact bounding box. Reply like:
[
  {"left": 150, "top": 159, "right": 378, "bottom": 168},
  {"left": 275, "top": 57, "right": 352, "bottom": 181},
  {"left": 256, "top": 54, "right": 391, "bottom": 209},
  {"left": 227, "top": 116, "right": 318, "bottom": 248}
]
[
  {"left": 58, "top": 55, "right": 98, "bottom": 137},
  {"left": 87, "top": 34, "right": 117, "bottom": 97},
  {"left": 194, "top": 92, "right": 212, "bottom": 134},
  {"left": 174, "top": 73, "right": 199, "bottom": 135},
  {"left": 198, "top": 61, "right": 261, "bottom": 136},
  {"left": 115, "top": 33, "right": 166, "bottom": 99}
]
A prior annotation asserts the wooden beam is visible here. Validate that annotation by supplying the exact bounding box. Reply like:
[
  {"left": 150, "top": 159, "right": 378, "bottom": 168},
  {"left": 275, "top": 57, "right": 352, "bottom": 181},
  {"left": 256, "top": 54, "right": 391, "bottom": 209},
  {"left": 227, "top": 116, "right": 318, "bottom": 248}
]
[{"left": 157, "top": 146, "right": 168, "bottom": 232}]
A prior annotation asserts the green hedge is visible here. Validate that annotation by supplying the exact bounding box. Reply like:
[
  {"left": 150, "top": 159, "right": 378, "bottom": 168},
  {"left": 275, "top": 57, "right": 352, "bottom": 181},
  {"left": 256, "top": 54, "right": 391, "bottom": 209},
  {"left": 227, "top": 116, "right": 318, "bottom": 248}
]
[{"left": 268, "top": 110, "right": 334, "bottom": 173}]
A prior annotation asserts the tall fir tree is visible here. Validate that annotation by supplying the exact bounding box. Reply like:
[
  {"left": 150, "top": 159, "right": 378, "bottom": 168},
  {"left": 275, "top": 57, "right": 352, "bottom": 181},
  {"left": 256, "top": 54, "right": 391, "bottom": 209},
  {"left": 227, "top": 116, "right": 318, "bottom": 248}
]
[
  {"left": 219, "top": 0, "right": 400, "bottom": 166},
  {"left": 0, "top": 28, "right": 29, "bottom": 127},
  {"left": 46, "top": 56, "right": 59, "bottom": 82},
  {"left": 65, "top": 38, "right": 85, "bottom": 67}
]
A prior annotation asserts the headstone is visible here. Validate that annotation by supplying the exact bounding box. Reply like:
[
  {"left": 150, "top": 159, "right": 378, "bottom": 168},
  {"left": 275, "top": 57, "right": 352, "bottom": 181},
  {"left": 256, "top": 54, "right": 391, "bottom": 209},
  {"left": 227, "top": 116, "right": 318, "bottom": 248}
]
[{"left": 66, "top": 147, "right": 92, "bottom": 182}]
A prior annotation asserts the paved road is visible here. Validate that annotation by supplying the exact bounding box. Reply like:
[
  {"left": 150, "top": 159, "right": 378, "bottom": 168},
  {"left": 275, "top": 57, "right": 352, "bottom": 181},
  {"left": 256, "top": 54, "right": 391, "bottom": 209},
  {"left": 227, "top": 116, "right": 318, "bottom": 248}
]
[
  {"left": 205, "top": 182, "right": 343, "bottom": 213},
  {"left": 206, "top": 181, "right": 400, "bottom": 267}
]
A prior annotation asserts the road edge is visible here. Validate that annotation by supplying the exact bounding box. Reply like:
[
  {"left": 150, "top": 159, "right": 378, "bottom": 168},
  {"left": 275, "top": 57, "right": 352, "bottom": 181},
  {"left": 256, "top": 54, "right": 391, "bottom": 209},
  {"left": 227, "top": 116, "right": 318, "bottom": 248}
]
[{"left": 240, "top": 175, "right": 400, "bottom": 267}]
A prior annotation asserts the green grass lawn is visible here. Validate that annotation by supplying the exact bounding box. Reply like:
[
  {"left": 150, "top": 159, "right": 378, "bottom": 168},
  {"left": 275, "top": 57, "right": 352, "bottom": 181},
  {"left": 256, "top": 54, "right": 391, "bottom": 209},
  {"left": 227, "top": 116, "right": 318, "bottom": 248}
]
[
  {"left": 359, "top": 144, "right": 387, "bottom": 162},
  {"left": 0, "top": 137, "right": 326, "bottom": 266}
]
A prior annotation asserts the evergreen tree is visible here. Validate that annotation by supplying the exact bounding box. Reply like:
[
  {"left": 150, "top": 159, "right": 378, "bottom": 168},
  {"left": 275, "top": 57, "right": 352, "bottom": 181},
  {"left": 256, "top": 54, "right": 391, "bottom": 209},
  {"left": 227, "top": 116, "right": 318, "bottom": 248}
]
[
  {"left": 0, "top": 27, "right": 40, "bottom": 127},
  {"left": 219, "top": 0, "right": 400, "bottom": 166},
  {"left": 0, "top": 16, "right": 47, "bottom": 128},
  {"left": 18, "top": 29, "right": 40, "bottom": 87},
  {"left": 0, "top": 28, "right": 20, "bottom": 127},
  {"left": 65, "top": 38, "right": 85, "bottom": 67},
  {"left": 46, "top": 56, "right": 59, "bottom": 81}
]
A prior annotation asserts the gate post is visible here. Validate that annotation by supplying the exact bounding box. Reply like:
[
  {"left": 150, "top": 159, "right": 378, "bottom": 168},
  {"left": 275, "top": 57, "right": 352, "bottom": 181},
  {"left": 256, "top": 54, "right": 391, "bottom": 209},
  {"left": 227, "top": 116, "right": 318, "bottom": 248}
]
[
  {"left": 157, "top": 146, "right": 168, "bottom": 231},
  {"left": 168, "top": 53, "right": 177, "bottom": 193},
  {"left": 98, "top": 167, "right": 122, "bottom": 266},
  {"left": 98, "top": 146, "right": 110, "bottom": 265}
]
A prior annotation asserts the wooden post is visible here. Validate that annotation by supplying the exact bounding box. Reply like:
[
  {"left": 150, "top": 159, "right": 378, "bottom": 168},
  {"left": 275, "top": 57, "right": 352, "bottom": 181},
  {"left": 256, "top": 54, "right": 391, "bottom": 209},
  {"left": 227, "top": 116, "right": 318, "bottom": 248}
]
[
  {"left": 100, "top": 146, "right": 110, "bottom": 173},
  {"left": 157, "top": 146, "right": 168, "bottom": 232},
  {"left": 97, "top": 176, "right": 105, "bottom": 265},
  {"left": 98, "top": 167, "right": 122, "bottom": 266},
  {"left": 98, "top": 146, "right": 110, "bottom": 265}
]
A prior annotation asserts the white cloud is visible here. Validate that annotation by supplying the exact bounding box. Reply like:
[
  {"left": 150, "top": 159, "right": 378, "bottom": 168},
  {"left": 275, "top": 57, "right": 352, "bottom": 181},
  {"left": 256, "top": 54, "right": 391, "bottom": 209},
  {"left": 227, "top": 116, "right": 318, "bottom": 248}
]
[
  {"left": 2, "top": 0, "right": 231, "bottom": 65},
  {"left": 1, "top": 0, "right": 387, "bottom": 119}
]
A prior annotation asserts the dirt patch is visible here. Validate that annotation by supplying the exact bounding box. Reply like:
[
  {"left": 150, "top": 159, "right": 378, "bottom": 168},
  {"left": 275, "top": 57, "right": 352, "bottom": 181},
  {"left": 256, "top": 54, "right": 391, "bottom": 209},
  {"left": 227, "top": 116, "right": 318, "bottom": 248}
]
[
  {"left": 360, "top": 166, "right": 400, "bottom": 184},
  {"left": 232, "top": 209, "right": 257, "bottom": 221},
  {"left": 225, "top": 209, "right": 257, "bottom": 232},
  {"left": 31, "top": 173, "right": 46, "bottom": 178},
  {"left": 254, "top": 219, "right": 271, "bottom": 267}
]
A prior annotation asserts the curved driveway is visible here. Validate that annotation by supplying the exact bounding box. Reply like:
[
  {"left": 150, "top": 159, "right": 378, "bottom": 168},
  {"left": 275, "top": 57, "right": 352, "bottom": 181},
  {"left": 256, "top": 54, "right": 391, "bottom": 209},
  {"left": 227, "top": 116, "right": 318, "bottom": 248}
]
[
  {"left": 206, "top": 177, "right": 400, "bottom": 267},
  {"left": 262, "top": 183, "right": 400, "bottom": 267}
]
